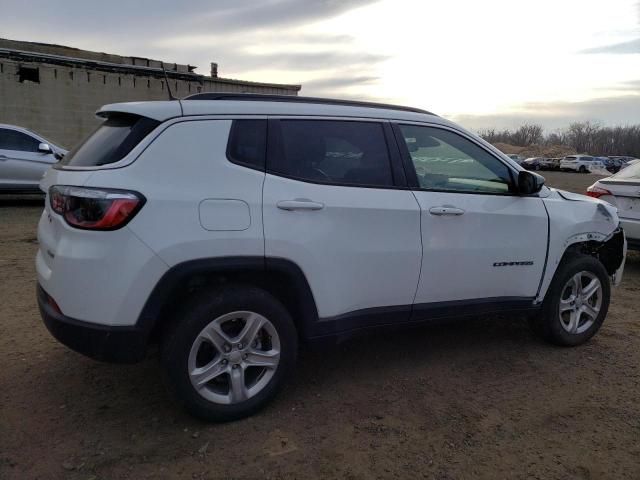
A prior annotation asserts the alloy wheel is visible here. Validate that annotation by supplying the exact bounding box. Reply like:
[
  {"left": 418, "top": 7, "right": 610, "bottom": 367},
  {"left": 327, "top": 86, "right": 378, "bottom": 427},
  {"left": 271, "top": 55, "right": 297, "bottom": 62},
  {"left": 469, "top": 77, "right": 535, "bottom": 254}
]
[
  {"left": 558, "top": 271, "right": 602, "bottom": 334},
  {"left": 187, "top": 311, "right": 281, "bottom": 404}
]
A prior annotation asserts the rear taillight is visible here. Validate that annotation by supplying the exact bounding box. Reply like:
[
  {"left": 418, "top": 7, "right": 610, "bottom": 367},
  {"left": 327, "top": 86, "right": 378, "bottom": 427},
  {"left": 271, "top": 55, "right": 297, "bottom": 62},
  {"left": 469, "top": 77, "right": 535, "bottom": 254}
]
[
  {"left": 49, "top": 186, "right": 145, "bottom": 230},
  {"left": 586, "top": 185, "right": 612, "bottom": 199}
]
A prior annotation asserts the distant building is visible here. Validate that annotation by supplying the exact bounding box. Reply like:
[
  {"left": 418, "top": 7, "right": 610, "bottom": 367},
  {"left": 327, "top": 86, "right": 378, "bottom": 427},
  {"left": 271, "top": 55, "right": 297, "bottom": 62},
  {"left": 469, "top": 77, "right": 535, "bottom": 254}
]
[{"left": 0, "top": 38, "right": 301, "bottom": 147}]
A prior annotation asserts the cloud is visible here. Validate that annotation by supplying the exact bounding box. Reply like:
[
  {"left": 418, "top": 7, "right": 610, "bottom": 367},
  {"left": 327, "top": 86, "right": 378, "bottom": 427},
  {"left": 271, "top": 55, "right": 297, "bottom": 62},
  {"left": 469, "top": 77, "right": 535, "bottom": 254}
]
[
  {"left": 0, "top": 0, "right": 387, "bottom": 93},
  {"left": 303, "top": 75, "right": 379, "bottom": 90},
  {"left": 453, "top": 92, "right": 640, "bottom": 131},
  {"left": 581, "top": 38, "right": 640, "bottom": 54},
  {"left": 0, "top": 0, "right": 379, "bottom": 37},
  {"left": 191, "top": 0, "right": 378, "bottom": 33},
  {"left": 232, "top": 51, "right": 388, "bottom": 71}
]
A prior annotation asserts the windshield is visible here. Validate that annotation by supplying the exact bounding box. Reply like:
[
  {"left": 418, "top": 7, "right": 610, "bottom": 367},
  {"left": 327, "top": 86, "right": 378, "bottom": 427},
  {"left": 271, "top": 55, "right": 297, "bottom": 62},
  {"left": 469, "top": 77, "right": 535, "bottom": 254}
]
[{"left": 59, "top": 113, "right": 160, "bottom": 167}]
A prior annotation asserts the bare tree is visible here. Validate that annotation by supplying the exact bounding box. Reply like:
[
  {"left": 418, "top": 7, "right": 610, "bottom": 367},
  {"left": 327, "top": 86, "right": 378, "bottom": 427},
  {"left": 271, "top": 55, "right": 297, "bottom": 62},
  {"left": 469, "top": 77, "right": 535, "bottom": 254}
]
[{"left": 479, "top": 122, "right": 640, "bottom": 157}]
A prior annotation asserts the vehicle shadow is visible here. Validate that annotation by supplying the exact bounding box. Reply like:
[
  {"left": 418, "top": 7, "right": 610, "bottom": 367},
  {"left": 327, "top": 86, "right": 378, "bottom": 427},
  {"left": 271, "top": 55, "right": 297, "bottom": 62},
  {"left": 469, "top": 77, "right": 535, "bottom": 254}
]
[{"left": 36, "top": 312, "right": 544, "bottom": 424}]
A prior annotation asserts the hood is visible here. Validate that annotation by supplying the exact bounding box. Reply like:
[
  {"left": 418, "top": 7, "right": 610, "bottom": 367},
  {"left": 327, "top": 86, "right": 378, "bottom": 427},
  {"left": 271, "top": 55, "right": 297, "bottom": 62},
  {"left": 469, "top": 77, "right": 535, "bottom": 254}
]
[{"left": 554, "top": 189, "right": 596, "bottom": 202}]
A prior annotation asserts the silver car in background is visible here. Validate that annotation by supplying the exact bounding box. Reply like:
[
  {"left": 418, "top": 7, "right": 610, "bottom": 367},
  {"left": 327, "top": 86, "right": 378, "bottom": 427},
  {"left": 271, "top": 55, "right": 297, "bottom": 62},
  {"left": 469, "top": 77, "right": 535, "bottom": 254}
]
[
  {"left": 587, "top": 160, "right": 640, "bottom": 250},
  {"left": 0, "top": 124, "right": 67, "bottom": 193}
]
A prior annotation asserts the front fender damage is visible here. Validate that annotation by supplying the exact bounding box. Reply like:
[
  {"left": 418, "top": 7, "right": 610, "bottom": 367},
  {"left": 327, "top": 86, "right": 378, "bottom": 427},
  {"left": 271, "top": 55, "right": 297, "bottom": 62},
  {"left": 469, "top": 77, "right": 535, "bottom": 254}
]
[{"left": 538, "top": 190, "right": 626, "bottom": 301}]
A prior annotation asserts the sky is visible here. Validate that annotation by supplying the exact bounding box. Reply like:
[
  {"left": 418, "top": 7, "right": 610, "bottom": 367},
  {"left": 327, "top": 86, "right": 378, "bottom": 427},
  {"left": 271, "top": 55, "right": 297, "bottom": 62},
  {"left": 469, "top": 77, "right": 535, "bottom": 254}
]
[{"left": 1, "top": 0, "right": 639, "bottom": 131}]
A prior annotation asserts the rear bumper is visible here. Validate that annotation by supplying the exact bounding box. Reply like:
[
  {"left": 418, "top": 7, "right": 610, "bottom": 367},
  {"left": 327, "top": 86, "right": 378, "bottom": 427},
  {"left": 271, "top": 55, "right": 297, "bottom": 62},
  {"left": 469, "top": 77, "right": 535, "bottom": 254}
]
[
  {"left": 626, "top": 238, "right": 640, "bottom": 251},
  {"left": 37, "top": 285, "right": 147, "bottom": 363},
  {"left": 619, "top": 218, "right": 640, "bottom": 250}
]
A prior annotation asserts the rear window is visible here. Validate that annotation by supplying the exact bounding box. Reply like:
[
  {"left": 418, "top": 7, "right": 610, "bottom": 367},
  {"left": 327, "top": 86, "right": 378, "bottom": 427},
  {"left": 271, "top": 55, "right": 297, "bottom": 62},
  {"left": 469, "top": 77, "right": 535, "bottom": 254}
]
[
  {"left": 60, "top": 113, "right": 160, "bottom": 167},
  {"left": 614, "top": 161, "right": 640, "bottom": 179},
  {"left": 226, "top": 119, "right": 267, "bottom": 170}
]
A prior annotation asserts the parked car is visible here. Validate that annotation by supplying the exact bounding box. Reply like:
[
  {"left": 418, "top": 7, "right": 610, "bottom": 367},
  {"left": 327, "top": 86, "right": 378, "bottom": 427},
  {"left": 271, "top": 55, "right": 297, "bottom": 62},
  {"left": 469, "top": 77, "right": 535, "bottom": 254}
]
[
  {"left": 36, "top": 94, "right": 626, "bottom": 421},
  {"left": 560, "top": 155, "right": 602, "bottom": 173},
  {"left": 616, "top": 157, "right": 640, "bottom": 170},
  {"left": 0, "top": 124, "right": 66, "bottom": 193},
  {"left": 543, "top": 157, "right": 562, "bottom": 171},
  {"left": 587, "top": 160, "right": 640, "bottom": 250},
  {"left": 505, "top": 153, "right": 524, "bottom": 164},
  {"left": 600, "top": 157, "right": 623, "bottom": 173},
  {"left": 522, "top": 157, "right": 545, "bottom": 171}
]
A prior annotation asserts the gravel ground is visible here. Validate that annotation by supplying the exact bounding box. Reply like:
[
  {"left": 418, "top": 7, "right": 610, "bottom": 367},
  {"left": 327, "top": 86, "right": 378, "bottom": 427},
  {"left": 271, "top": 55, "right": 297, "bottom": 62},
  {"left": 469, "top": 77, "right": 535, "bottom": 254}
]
[{"left": 1, "top": 172, "right": 639, "bottom": 480}]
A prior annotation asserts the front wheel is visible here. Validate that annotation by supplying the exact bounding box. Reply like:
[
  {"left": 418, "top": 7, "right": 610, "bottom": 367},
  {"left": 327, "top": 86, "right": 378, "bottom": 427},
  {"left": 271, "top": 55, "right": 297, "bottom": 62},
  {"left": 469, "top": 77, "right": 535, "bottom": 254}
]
[
  {"left": 529, "top": 254, "right": 610, "bottom": 346},
  {"left": 161, "top": 285, "right": 297, "bottom": 421},
  {"left": 578, "top": 165, "right": 587, "bottom": 173}
]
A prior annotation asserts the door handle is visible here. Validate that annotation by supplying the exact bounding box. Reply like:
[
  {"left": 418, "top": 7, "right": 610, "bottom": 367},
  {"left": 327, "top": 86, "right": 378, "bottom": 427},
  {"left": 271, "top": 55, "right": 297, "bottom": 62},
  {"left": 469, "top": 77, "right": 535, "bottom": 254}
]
[
  {"left": 277, "top": 199, "right": 325, "bottom": 211},
  {"left": 0, "top": 155, "right": 7, "bottom": 160},
  {"left": 429, "top": 206, "right": 465, "bottom": 216}
]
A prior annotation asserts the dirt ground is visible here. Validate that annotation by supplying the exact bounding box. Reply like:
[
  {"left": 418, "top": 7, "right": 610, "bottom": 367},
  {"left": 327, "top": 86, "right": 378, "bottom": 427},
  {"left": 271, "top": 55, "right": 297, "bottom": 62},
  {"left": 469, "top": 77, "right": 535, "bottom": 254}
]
[{"left": 1, "top": 171, "right": 639, "bottom": 480}]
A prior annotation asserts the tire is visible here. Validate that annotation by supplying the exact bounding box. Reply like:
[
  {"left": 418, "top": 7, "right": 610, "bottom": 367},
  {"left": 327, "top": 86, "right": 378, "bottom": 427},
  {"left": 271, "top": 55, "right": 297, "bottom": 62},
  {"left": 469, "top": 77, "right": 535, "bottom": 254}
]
[
  {"left": 529, "top": 254, "right": 610, "bottom": 346},
  {"left": 161, "top": 285, "right": 298, "bottom": 422},
  {"left": 578, "top": 165, "right": 587, "bottom": 173}
]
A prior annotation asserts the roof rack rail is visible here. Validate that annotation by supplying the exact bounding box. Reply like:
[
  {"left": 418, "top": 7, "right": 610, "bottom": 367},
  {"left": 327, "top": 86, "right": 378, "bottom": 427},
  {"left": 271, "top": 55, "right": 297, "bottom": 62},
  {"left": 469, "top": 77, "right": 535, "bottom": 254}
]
[{"left": 182, "top": 93, "right": 435, "bottom": 115}]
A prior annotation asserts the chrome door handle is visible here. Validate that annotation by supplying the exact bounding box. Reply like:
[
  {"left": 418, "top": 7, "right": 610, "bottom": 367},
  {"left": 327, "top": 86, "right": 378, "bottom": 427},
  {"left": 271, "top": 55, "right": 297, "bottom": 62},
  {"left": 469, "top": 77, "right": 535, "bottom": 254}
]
[
  {"left": 0, "top": 155, "right": 7, "bottom": 160},
  {"left": 277, "top": 199, "right": 325, "bottom": 211},
  {"left": 429, "top": 206, "right": 465, "bottom": 216}
]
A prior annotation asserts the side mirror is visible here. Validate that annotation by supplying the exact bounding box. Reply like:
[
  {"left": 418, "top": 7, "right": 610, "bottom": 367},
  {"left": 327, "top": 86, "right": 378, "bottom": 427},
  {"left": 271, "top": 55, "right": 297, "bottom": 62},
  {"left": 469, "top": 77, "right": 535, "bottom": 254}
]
[
  {"left": 518, "top": 170, "right": 545, "bottom": 195},
  {"left": 38, "top": 143, "right": 53, "bottom": 154}
]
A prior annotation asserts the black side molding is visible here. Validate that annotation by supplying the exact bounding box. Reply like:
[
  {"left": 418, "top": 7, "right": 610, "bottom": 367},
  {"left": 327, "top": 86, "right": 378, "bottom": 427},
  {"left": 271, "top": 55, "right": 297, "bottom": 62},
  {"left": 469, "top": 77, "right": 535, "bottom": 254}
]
[{"left": 310, "top": 297, "right": 539, "bottom": 343}]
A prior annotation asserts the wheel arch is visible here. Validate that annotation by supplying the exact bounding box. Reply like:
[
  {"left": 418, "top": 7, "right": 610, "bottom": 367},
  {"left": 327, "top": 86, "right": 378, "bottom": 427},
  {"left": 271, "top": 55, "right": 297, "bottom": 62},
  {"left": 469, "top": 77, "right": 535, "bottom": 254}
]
[
  {"left": 138, "top": 256, "right": 319, "bottom": 344},
  {"left": 536, "top": 228, "right": 625, "bottom": 301}
]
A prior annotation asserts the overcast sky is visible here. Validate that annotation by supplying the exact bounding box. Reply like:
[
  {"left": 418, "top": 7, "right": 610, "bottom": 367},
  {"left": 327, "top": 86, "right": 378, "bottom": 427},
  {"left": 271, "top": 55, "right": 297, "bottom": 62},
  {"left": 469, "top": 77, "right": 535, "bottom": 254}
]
[{"left": 1, "top": 0, "right": 639, "bottom": 131}]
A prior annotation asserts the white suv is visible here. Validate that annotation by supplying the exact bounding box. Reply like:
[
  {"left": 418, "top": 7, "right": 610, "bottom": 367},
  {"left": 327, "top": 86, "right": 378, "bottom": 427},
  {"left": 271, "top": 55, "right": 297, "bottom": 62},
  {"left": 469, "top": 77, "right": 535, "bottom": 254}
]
[
  {"left": 560, "top": 155, "right": 601, "bottom": 173},
  {"left": 36, "top": 94, "right": 626, "bottom": 421}
]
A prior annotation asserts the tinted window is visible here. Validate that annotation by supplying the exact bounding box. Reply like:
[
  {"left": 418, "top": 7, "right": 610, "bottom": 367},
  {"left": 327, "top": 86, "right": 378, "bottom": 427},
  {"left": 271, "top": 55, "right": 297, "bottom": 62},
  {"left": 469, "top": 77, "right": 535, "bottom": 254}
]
[
  {"left": 0, "top": 129, "right": 40, "bottom": 152},
  {"left": 60, "top": 113, "right": 160, "bottom": 167},
  {"left": 398, "top": 125, "right": 514, "bottom": 194},
  {"left": 227, "top": 119, "right": 267, "bottom": 170},
  {"left": 271, "top": 120, "right": 393, "bottom": 187}
]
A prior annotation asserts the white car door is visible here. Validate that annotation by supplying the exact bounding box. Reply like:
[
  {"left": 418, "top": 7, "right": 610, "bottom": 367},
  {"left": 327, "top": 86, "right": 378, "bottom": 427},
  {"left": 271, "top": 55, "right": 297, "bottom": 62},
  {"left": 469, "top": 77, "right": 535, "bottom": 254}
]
[
  {"left": 0, "top": 128, "right": 55, "bottom": 188},
  {"left": 262, "top": 118, "right": 422, "bottom": 333},
  {"left": 393, "top": 123, "right": 549, "bottom": 315}
]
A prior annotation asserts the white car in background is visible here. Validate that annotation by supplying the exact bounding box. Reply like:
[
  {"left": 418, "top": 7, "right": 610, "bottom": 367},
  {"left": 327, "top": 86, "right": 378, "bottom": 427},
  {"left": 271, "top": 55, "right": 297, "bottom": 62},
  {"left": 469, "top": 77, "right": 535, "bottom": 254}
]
[
  {"left": 560, "top": 155, "right": 603, "bottom": 173},
  {"left": 588, "top": 160, "right": 640, "bottom": 250},
  {"left": 0, "top": 124, "right": 66, "bottom": 193}
]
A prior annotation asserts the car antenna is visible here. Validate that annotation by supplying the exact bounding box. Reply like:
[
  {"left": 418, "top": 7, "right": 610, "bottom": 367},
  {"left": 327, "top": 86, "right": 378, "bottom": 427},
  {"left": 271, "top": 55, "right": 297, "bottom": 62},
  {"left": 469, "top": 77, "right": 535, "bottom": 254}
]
[{"left": 161, "top": 65, "right": 176, "bottom": 101}]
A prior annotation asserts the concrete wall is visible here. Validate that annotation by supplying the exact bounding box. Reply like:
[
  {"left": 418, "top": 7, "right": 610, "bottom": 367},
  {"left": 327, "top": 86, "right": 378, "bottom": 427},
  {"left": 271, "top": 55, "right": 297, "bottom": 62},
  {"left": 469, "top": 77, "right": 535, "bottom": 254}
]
[{"left": 0, "top": 40, "right": 300, "bottom": 148}]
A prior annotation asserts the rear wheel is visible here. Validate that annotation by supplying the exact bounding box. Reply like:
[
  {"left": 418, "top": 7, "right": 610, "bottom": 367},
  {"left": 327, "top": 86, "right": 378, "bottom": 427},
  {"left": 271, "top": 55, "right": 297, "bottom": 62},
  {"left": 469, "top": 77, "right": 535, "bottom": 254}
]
[
  {"left": 161, "top": 285, "right": 297, "bottom": 421},
  {"left": 529, "top": 254, "right": 610, "bottom": 346},
  {"left": 579, "top": 165, "right": 587, "bottom": 173}
]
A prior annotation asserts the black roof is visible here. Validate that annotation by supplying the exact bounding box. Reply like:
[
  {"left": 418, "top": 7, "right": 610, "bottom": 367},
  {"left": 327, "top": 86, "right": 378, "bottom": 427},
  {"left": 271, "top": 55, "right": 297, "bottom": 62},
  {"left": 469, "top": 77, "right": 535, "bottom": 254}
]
[{"left": 182, "top": 93, "right": 435, "bottom": 115}]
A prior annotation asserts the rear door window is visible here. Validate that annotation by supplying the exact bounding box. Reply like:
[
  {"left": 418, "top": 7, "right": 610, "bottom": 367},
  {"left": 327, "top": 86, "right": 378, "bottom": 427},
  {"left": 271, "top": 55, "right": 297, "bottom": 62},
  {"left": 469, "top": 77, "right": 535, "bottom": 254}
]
[
  {"left": 269, "top": 120, "right": 394, "bottom": 187},
  {"left": 60, "top": 113, "right": 160, "bottom": 167}
]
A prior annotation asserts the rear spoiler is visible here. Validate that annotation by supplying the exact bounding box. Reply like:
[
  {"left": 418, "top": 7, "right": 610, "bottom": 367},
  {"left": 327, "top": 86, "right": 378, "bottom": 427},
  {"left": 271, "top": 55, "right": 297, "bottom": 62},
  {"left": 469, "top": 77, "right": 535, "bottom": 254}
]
[{"left": 96, "top": 101, "right": 182, "bottom": 122}]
